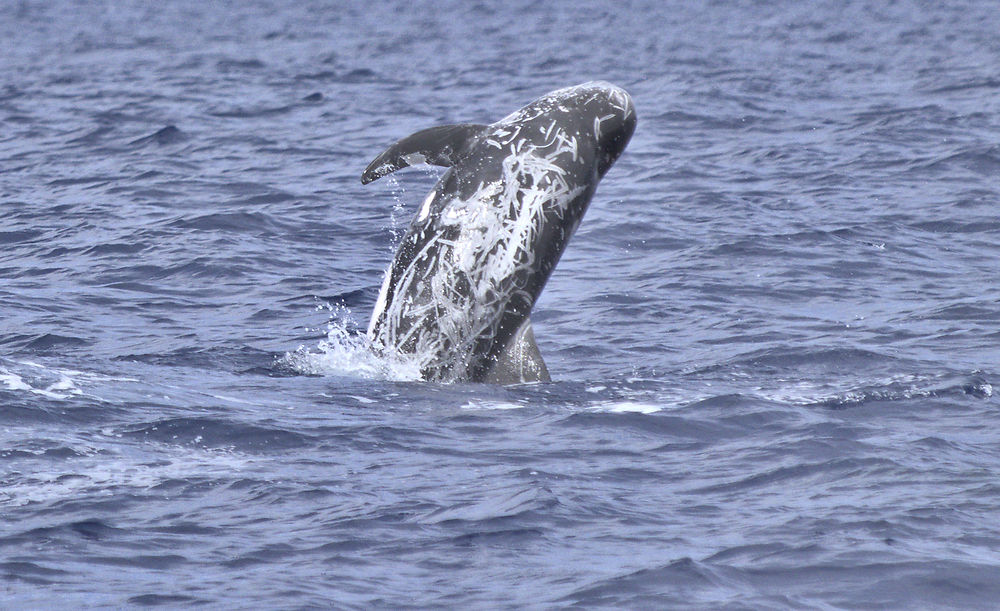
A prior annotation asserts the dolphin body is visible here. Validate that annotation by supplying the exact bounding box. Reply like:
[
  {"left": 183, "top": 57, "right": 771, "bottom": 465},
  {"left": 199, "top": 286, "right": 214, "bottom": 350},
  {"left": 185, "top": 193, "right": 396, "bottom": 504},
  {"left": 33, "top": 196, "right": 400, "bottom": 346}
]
[{"left": 362, "top": 81, "right": 636, "bottom": 383}]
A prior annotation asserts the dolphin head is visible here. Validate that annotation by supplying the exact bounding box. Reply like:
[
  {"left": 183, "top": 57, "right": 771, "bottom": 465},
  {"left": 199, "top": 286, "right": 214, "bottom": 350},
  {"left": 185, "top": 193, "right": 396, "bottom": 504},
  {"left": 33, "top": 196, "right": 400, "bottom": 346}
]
[
  {"left": 548, "top": 81, "right": 637, "bottom": 179},
  {"left": 496, "top": 82, "right": 636, "bottom": 180},
  {"left": 595, "top": 85, "right": 636, "bottom": 178}
]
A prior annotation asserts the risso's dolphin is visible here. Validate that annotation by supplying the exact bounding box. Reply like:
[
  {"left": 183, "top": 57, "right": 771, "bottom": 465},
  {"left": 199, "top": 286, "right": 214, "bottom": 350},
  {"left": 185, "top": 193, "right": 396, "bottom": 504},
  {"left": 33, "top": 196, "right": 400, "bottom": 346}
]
[{"left": 362, "top": 81, "right": 636, "bottom": 384}]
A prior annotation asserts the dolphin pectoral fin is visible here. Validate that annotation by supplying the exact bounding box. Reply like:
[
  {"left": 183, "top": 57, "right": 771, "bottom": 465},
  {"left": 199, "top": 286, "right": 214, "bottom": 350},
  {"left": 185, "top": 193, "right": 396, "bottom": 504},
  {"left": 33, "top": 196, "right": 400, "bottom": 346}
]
[
  {"left": 361, "top": 123, "right": 489, "bottom": 184},
  {"left": 484, "top": 318, "right": 551, "bottom": 384}
]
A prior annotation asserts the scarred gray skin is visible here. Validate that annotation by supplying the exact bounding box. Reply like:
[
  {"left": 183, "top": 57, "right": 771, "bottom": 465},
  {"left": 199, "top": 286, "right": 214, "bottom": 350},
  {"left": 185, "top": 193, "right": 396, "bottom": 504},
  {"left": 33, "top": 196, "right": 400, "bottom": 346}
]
[{"left": 363, "top": 81, "right": 636, "bottom": 384}]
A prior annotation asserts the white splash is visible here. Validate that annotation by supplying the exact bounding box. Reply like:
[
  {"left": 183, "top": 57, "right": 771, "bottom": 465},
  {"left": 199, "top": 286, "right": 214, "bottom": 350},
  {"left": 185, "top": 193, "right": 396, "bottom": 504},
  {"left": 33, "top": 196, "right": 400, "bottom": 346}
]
[
  {"left": 0, "top": 445, "right": 251, "bottom": 508},
  {"left": 0, "top": 361, "right": 111, "bottom": 400},
  {"left": 753, "top": 373, "right": 955, "bottom": 406},
  {"left": 591, "top": 401, "right": 663, "bottom": 414},
  {"left": 460, "top": 399, "right": 527, "bottom": 410},
  {"left": 282, "top": 309, "right": 421, "bottom": 381}
]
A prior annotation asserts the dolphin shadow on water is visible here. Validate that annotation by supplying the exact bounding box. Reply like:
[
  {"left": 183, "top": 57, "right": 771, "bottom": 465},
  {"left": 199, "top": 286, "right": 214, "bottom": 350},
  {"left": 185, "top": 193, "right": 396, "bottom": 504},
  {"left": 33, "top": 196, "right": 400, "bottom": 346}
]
[{"left": 362, "top": 81, "right": 636, "bottom": 384}]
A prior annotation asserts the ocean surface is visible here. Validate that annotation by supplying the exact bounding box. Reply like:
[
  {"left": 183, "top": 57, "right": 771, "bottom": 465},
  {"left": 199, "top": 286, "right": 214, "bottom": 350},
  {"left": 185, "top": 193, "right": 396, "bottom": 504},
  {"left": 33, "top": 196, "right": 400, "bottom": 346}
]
[{"left": 3, "top": 0, "right": 1000, "bottom": 608}]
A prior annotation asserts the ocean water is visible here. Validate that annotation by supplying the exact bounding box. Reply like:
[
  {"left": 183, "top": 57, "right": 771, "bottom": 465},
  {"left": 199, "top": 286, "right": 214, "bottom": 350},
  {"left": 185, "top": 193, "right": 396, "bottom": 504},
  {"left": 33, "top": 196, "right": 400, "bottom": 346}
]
[{"left": 2, "top": 0, "right": 999, "bottom": 608}]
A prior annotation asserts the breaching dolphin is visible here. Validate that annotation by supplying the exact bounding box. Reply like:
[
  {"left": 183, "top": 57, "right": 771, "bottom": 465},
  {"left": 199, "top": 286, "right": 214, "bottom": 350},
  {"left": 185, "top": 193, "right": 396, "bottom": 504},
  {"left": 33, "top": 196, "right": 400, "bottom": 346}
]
[{"left": 362, "top": 81, "right": 636, "bottom": 383}]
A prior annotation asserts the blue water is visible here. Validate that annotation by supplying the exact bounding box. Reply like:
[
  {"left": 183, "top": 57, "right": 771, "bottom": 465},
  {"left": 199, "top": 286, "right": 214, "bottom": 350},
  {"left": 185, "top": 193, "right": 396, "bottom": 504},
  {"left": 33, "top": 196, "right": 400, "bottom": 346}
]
[{"left": 3, "top": 0, "right": 1000, "bottom": 607}]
